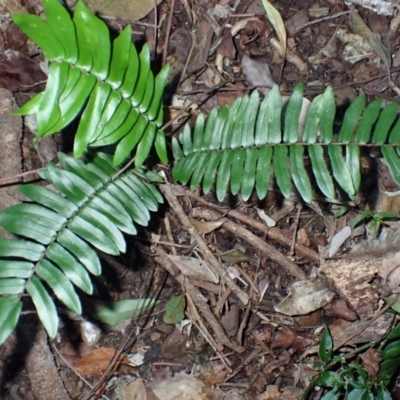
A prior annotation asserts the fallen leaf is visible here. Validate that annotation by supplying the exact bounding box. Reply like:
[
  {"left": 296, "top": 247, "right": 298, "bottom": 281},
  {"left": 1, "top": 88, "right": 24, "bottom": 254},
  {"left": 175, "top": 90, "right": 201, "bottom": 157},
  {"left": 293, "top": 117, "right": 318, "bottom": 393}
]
[
  {"left": 85, "top": 0, "right": 163, "bottom": 21},
  {"left": 189, "top": 216, "right": 226, "bottom": 234},
  {"left": 271, "top": 329, "right": 304, "bottom": 350},
  {"left": 328, "top": 226, "right": 351, "bottom": 257},
  {"left": 118, "top": 379, "right": 147, "bottom": 400},
  {"left": 220, "top": 304, "right": 239, "bottom": 337},
  {"left": 274, "top": 279, "right": 335, "bottom": 316},
  {"left": 216, "top": 248, "right": 256, "bottom": 265},
  {"left": 362, "top": 348, "right": 382, "bottom": 381},
  {"left": 163, "top": 293, "right": 186, "bottom": 325},
  {"left": 261, "top": 0, "right": 287, "bottom": 55},
  {"left": 241, "top": 55, "right": 276, "bottom": 95},
  {"left": 324, "top": 299, "right": 358, "bottom": 321},
  {"left": 75, "top": 347, "right": 126, "bottom": 377},
  {"left": 161, "top": 328, "right": 189, "bottom": 359},
  {"left": 167, "top": 254, "right": 219, "bottom": 283}
]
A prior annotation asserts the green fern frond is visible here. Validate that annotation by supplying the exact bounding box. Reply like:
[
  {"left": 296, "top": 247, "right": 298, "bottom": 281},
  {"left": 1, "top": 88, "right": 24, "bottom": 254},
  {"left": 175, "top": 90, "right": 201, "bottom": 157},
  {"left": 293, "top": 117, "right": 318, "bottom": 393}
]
[
  {"left": 0, "top": 152, "right": 163, "bottom": 345},
  {"left": 12, "top": 0, "right": 169, "bottom": 167},
  {"left": 172, "top": 83, "right": 400, "bottom": 203}
]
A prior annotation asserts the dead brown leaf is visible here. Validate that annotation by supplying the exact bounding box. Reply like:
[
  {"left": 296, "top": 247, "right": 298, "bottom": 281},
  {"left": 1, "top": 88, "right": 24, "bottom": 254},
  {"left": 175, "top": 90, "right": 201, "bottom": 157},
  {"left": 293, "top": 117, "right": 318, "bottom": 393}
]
[
  {"left": 362, "top": 348, "right": 382, "bottom": 381},
  {"left": 75, "top": 347, "right": 126, "bottom": 377},
  {"left": 160, "top": 328, "right": 188, "bottom": 359},
  {"left": 324, "top": 299, "right": 358, "bottom": 321},
  {"left": 189, "top": 216, "right": 226, "bottom": 234},
  {"left": 271, "top": 329, "right": 303, "bottom": 350}
]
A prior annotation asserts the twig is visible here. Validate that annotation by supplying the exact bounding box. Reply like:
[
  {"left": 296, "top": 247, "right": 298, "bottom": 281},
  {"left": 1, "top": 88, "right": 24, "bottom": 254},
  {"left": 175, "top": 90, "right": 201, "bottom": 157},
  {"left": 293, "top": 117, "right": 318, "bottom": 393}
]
[
  {"left": 293, "top": 11, "right": 350, "bottom": 35},
  {"left": 185, "top": 190, "right": 320, "bottom": 263},
  {"left": 192, "top": 207, "right": 307, "bottom": 281},
  {"left": 162, "top": 0, "right": 176, "bottom": 66},
  {"left": 160, "top": 184, "right": 249, "bottom": 304},
  {"left": 156, "top": 250, "right": 243, "bottom": 353}
]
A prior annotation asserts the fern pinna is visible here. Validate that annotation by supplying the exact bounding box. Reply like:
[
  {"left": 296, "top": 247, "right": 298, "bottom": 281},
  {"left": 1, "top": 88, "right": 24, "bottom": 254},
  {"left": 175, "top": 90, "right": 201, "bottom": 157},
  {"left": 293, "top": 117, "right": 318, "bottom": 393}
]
[
  {"left": 172, "top": 84, "right": 400, "bottom": 203},
  {"left": 0, "top": 153, "right": 163, "bottom": 344},
  {"left": 13, "top": 0, "right": 169, "bottom": 167}
]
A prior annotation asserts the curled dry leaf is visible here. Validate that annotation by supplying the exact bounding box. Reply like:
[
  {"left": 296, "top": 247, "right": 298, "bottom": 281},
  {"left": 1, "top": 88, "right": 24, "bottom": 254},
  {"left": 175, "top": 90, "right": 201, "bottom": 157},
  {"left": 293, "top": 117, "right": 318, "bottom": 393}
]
[
  {"left": 324, "top": 298, "right": 358, "bottom": 321},
  {"left": 271, "top": 329, "right": 304, "bottom": 350},
  {"left": 362, "top": 348, "right": 382, "bottom": 381},
  {"left": 189, "top": 216, "right": 226, "bottom": 234},
  {"left": 274, "top": 279, "right": 335, "bottom": 316},
  {"left": 328, "top": 226, "right": 351, "bottom": 257},
  {"left": 216, "top": 248, "right": 256, "bottom": 265}
]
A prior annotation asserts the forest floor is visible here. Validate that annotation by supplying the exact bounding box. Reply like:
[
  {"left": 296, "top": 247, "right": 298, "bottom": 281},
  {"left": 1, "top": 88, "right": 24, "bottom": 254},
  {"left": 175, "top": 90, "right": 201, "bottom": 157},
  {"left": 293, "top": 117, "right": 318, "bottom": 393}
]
[{"left": 1, "top": 0, "right": 400, "bottom": 399}]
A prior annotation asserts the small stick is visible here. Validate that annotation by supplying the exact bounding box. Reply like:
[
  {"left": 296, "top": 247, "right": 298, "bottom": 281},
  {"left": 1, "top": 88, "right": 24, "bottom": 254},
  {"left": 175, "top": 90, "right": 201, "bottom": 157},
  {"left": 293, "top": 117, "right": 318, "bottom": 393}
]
[{"left": 160, "top": 184, "right": 249, "bottom": 304}]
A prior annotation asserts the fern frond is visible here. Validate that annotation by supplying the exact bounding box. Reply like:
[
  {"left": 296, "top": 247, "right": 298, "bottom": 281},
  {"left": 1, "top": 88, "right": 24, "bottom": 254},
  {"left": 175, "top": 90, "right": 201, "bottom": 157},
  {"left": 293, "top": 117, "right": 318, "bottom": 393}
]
[
  {"left": 0, "top": 153, "right": 163, "bottom": 345},
  {"left": 172, "top": 83, "right": 400, "bottom": 203},
  {"left": 13, "top": 0, "right": 169, "bottom": 167}
]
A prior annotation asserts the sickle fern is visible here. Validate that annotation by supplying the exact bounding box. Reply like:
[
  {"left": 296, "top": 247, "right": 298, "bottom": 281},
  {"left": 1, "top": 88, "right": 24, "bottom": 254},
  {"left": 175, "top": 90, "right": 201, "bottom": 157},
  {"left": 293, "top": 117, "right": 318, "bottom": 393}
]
[
  {"left": 12, "top": 0, "right": 169, "bottom": 167},
  {"left": 0, "top": 152, "right": 163, "bottom": 344},
  {"left": 3, "top": 0, "right": 400, "bottom": 348},
  {"left": 172, "top": 84, "right": 400, "bottom": 203}
]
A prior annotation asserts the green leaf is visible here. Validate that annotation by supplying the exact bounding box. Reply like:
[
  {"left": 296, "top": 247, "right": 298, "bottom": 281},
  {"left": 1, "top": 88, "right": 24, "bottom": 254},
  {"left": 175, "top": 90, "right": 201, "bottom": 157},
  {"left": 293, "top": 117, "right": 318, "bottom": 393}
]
[
  {"left": 74, "top": 82, "right": 112, "bottom": 157},
  {"left": 0, "top": 296, "right": 22, "bottom": 346},
  {"left": 155, "top": 129, "right": 168, "bottom": 163},
  {"left": 319, "top": 86, "right": 336, "bottom": 143},
  {"left": 13, "top": 93, "right": 43, "bottom": 116},
  {"left": 36, "top": 259, "right": 81, "bottom": 315},
  {"left": 346, "top": 144, "right": 361, "bottom": 192},
  {"left": 255, "top": 146, "right": 273, "bottom": 199},
  {"left": 328, "top": 145, "right": 355, "bottom": 196},
  {"left": 309, "top": 145, "right": 335, "bottom": 199},
  {"left": 0, "top": 239, "right": 44, "bottom": 261},
  {"left": 57, "top": 229, "right": 101, "bottom": 276},
  {"left": 13, "top": 13, "right": 64, "bottom": 60},
  {"left": 241, "top": 147, "right": 258, "bottom": 201},
  {"left": 355, "top": 99, "right": 381, "bottom": 144},
  {"left": 373, "top": 102, "right": 398, "bottom": 144},
  {"left": 274, "top": 146, "right": 291, "bottom": 199},
  {"left": 26, "top": 276, "right": 58, "bottom": 338},
  {"left": 387, "top": 323, "right": 400, "bottom": 340},
  {"left": 46, "top": 242, "right": 92, "bottom": 294},
  {"left": 0, "top": 261, "right": 33, "bottom": 278},
  {"left": 290, "top": 145, "right": 312, "bottom": 203},
  {"left": 113, "top": 115, "right": 149, "bottom": 165},
  {"left": 284, "top": 83, "right": 304, "bottom": 144},
  {"left": 93, "top": 298, "right": 158, "bottom": 326},
  {"left": 73, "top": 0, "right": 110, "bottom": 79},
  {"left": 43, "top": 0, "right": 78, "bottom": 63},
  {"left": 120, "top": 44, "right": 140, "bottom": 98},
  {"left": 319, "top": 326, "right": 333, "bottom": 363},
  {"left": 382, "top": 147, "right": 400, "bottom": 186},
  {"left": 148, "top": 64, "right": 170, "bottom": 122},
  {"left": 37, "top": 61, "right": 69, "bottom": 136},
  {"left": 303, "top": 94, "right": 322, "bottom": 143},
  {"left": 107, "top": 24, "right": 132, "bottom": 89},
  {"left": 255, "top": 85, "right": 282, "bottom": 145},
  {"left": 130, "top": 44, "right": 151, "bottom": 107},
  {"left": 135, "top": 122, "right": 156, "bottom": 168},
  {"left": 216, "top": 150, "right": 236, "bottom": 201},
  {"left": 0, "top": 278, "right": 25, "bottom": 295},
  {"left": 315, "top": 371, "right": 342, "bottom": 387},
  {"left": 338, "top": 95, "right": 365, "bottom": 143},
  {"left": 163, "top": 293, "right": 186, "bottom": 324}
]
